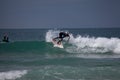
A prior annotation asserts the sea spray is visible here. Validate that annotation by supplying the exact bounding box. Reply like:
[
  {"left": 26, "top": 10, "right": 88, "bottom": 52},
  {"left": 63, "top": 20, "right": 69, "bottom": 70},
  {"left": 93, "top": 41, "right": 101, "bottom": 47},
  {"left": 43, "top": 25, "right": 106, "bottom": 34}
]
[
  {"left": 46, "top": 30, "right": 60, "bottom": 42},
  {"left": 45, "top": 30, "right": 120, "bottom": 54},
  {"left": 68, "top": 35, "right": 120, "bottom": 54},
  {"left": 0, "top": 29, "right": 120, "bottom": 80},
  {"left": 0, "top": 70, "right": 27, "bottom": 80}
]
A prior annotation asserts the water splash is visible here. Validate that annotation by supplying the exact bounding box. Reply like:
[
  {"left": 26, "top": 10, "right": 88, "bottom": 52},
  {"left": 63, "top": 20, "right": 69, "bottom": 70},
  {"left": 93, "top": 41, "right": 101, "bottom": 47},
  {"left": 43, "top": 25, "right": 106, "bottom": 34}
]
[
  {"left": 67, "top": 35, "right": 120, "bottom": 54},
  {"left": 46, "top": 30, "right": 120, "bottom": 54},
  {"left": 0, "top": 70, "right": 27, "bottom": 80}
]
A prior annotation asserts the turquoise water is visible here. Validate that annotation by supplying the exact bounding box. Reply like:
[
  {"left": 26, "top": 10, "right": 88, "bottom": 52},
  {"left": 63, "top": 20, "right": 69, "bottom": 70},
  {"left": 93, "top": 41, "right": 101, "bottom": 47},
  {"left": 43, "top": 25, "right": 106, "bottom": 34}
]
[{"left": 0, "top": 28, "right": 120, "bottom": 80}]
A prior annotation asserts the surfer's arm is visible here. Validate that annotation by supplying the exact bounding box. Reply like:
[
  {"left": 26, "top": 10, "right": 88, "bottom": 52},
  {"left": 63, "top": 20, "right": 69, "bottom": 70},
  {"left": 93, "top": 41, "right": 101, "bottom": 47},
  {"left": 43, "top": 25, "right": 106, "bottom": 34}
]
[{"left": 53, "top": 37, "right": 59, "bottom": 41}]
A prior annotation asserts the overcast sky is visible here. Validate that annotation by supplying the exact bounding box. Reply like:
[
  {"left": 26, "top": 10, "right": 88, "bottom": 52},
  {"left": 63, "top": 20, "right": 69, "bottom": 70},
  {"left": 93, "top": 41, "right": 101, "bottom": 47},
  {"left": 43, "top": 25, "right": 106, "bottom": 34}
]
[{"left": 0, "top": 0, "right": 120, "bottom": 28}]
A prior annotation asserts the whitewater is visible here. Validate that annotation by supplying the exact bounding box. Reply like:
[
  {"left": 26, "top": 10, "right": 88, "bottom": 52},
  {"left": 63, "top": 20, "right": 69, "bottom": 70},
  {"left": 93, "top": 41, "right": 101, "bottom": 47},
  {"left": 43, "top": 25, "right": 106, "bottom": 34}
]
[
  {"left": 46, "top": 30, "right": 120, "bottom": 58},
  {"left": 0, "top": 28, "right": 120, "bottom": 80}
]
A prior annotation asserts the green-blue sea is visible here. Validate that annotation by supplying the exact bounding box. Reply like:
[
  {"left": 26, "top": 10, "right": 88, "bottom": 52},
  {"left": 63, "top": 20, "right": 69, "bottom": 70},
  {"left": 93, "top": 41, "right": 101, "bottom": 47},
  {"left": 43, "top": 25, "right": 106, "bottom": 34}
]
[{"left": 0, "top": 28, "right": 120, "bottom": 80}]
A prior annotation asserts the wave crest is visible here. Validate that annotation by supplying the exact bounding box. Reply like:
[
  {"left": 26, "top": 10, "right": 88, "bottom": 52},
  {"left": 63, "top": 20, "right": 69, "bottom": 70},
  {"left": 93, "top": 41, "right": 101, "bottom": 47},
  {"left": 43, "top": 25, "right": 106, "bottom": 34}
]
[
  {"left": 45, "top": 30, "right": 120, "bottom": 54},
  {"left": 0, "top": 70, "right": 27, "bottom": 80},
  {"left": 68, "top": 35, "right": 120, "bottom": 54}
]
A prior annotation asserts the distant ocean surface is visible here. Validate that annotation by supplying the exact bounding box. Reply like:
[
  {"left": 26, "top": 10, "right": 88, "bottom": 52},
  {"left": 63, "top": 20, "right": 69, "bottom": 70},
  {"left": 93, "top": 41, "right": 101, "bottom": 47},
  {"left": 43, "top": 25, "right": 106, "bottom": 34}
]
[{"left": 0, "top": 28, "right": 120, "bottom": 80}]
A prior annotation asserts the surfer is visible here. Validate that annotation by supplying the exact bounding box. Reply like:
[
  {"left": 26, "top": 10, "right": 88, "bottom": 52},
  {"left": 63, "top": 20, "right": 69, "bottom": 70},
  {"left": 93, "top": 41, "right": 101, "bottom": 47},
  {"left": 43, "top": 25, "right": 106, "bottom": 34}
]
[
  {"left": 53, "top": 31, "right": 70, "bottom": 44},
  {"left": 2, "top": 35, "right": 9, "bottom": 42}
]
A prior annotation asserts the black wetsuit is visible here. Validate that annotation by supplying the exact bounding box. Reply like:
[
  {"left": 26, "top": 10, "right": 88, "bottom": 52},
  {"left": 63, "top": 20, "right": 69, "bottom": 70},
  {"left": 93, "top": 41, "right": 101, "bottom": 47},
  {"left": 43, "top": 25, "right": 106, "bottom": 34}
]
[
  {"left": 59, "top": 32, "right": 69, "bottom": 41},
  {"left": 2, "top": 36, "right": 9, "bottom": 42},
  {"left": 53, "top": 32, "right": 70, "bottom": 44}
]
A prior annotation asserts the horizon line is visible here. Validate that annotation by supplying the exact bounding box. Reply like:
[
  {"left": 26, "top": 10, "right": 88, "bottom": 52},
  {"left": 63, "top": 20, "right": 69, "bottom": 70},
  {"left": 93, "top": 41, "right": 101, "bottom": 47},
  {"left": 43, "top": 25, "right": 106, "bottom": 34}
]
[{"left": 0, "top": 27, "right": 120, "bottom": 29}]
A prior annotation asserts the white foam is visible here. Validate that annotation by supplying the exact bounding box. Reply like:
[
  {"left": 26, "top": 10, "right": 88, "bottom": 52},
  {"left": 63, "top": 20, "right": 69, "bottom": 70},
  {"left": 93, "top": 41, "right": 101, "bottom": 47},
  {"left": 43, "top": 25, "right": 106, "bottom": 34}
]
[
  {"left": 45, "top": 30, "right": 120, "bottom": 54},
  {"left": 46, "top": 30, "right": 60, "bottom": 42},
  {"left": 0, "top": 70, "right": 27, "bottom": 80},
  {"left": 69, "top": 54, "right": 120, "bottom": 59},
  {"left": 67, "top": 35, "right": 120, "bottom": 54}
]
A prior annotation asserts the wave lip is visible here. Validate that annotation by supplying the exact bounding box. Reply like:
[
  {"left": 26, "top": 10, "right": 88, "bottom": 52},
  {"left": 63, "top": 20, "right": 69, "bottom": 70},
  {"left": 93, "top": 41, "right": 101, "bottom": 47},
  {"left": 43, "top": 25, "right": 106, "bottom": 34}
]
[
  {"left": 0, "top": 70, "right": 27, "bottom": 80},
  {"left": 68, "top": 35, "right": 120, "bottom": 54},
  {"left": 45, "top": 30, "right": 120, "bottom": 54},
  {"left": 46, "top": 30, "right": 60, "bottom": 42}
]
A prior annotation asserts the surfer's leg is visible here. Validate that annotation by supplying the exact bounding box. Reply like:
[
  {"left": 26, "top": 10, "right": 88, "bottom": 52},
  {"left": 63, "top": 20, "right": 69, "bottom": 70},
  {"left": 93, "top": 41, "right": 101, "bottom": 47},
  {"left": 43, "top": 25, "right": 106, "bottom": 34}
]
[
  {"left": 57, "top": 38, "right": 63, "bottom": 44},
  {"left": 57, "top": 41, "right": 61, "bottom": 45}
]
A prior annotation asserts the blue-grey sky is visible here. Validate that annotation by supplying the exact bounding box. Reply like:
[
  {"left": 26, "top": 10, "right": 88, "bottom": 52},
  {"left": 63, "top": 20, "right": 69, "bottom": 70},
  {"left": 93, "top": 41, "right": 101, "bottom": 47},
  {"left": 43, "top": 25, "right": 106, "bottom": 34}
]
[{"left": 0, "top": 0, "right": 120, "bottom": 28}]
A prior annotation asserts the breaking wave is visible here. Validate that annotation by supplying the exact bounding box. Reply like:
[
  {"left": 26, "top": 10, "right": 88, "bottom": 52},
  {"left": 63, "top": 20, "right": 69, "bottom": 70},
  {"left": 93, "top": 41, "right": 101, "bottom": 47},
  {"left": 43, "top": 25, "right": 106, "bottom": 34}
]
[
  {"left": 0, "top": 70, "right": 27, "bottom": 80},
  {"left": 46, "top": 30, "right": 120, "bottom": 54}
]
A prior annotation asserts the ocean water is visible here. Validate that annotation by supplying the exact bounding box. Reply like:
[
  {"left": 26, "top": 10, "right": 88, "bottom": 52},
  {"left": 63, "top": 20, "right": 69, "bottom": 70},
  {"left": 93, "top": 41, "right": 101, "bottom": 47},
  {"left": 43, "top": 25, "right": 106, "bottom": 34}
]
[{"left": 0, "top": 28, "right": 120, "bottom": 80}]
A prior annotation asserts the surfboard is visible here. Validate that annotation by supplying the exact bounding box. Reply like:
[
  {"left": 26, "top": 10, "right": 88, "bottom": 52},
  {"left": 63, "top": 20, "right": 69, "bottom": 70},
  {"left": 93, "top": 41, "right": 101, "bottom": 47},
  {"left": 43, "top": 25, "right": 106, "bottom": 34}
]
[{"left": 52, "top": 39, "right": 64, "bottom": 48}]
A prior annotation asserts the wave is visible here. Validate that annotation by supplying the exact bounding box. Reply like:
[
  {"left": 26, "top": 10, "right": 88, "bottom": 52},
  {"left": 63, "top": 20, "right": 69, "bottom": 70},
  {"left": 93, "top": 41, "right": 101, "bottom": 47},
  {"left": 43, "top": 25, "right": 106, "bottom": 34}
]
[
  {"left": 0, "top": 29, "right": 120, "bottom": 59},
  {"left": 0, "top": 70, "right": 27, "bottom": 80},
  {"left": 0, "top": 41, "right": 65, "bottom": 56},
  {"left": 46, "top": 30, "right": 120, "bottom": 54},
  {"left": 67, "top": 35, "right": 120, "bottom": 54}
]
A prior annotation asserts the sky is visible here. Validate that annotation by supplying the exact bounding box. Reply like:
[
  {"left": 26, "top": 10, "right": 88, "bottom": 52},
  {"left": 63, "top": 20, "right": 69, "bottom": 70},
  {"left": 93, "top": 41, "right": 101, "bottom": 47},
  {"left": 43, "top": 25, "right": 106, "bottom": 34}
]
[{"left": 0, "top": 0, "right": 120, "bottom": 29}]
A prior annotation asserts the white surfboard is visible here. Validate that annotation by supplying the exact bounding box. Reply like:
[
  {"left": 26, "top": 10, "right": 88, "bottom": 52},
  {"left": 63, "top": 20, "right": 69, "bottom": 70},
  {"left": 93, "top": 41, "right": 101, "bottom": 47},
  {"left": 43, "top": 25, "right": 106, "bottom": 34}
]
[{"left": 52, "top": 39, "right": 64, "bottom": 48}]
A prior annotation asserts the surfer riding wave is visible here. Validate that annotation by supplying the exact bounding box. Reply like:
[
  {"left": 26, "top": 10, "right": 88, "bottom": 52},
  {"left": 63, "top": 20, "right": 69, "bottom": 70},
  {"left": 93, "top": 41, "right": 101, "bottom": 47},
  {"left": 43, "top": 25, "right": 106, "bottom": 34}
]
[{"left": 53, "top": 31, "right": 70, "bottom": 45}]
